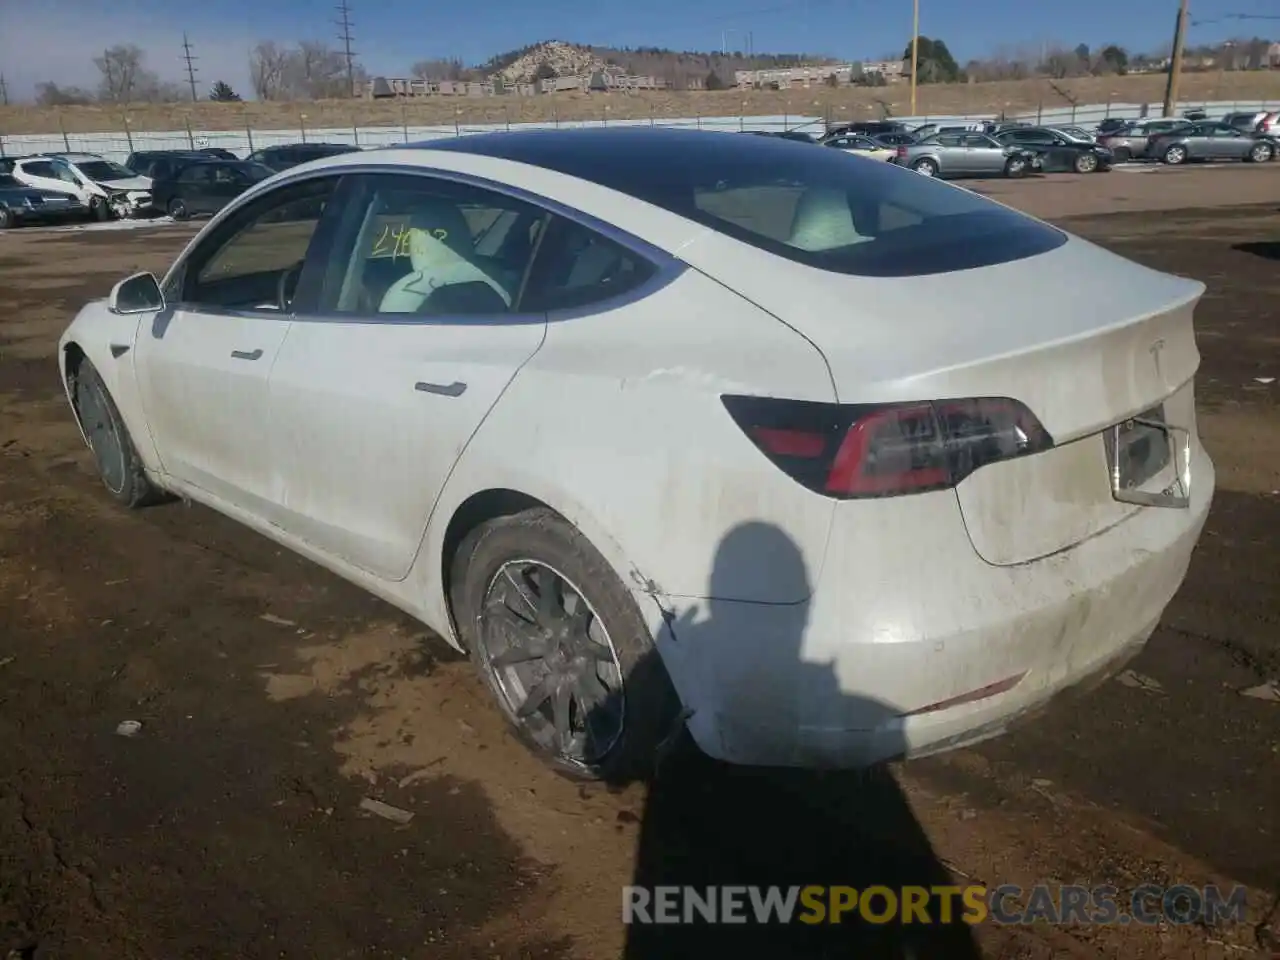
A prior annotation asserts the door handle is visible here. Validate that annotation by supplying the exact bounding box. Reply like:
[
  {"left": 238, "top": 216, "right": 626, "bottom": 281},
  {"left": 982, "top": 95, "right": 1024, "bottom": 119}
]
[
  {"left": 415, "top": 380, "right": 466, "bottom": 397},
  {"left": 231, "top": 349, "right": 263, "bottom": 361}
]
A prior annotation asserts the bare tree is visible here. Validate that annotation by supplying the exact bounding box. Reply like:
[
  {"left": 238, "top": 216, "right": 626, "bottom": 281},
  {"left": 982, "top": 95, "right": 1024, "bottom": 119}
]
[
  {"left": 250, "top": 41, "right": 290, "bottom": 100},
  {"left": 94, "top": 43, "right": 153, "bottom": 102},
  {"left": 411, "top": 57, "right": 467, "bottom": 81}
]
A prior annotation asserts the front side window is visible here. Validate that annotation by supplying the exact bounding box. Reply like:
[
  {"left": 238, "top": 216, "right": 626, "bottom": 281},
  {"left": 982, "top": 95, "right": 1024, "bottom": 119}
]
[
  {"left": 320, "top": 174, "right": 548, "bottom": 317},
  {"left": 177, "top": 176, "right": 339, "bottom": 310}
]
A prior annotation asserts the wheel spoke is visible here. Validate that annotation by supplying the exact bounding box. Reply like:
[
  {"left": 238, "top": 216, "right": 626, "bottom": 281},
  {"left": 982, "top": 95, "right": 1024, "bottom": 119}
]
[
  {"left": 501, "top": 567, "right": 538, "bottom": 614},
  {"left": 516, "top": 676, "right": 554, "bottom": 718},
  {"left": 574, "top": 669, "right": 611, "bottom": 711},
  {"left": 491, "top": 644, "right": 546, "bottom": 669},
  {"left": 535, "top": 567, "right": 561, "bottom": 624},
  {"left": 484, "top": 598, "right": 537, "bottom": 636},
  {"left": 551, "top": 680, "right": 573, "bottom": 753}
]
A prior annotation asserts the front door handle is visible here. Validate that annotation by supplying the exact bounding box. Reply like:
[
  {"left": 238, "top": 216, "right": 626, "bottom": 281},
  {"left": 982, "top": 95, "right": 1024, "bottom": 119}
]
[
  {"left": 415, "top": 381, "right": 467, "bottom": 397},
  {"left": 231, "top": 349, "right": 263, "bottom": 361}
]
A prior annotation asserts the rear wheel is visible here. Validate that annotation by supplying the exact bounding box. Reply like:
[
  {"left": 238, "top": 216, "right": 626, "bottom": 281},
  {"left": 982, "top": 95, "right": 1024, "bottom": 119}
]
[
  {"left": 1248, "top": 142, "right": 1273, "bottom": 163},
  {"left": 1163, "top": 144, "right": 1187, "bottom": 165},
  {"left": 0, "top": 207, "right": 12, "bottom": 230},
  {"left": 88, "top": 195, "right": 110, "bottom": 221},
  {"left": 1112, "top": 146, "right": 1132, "bottom": 163},
  {"left": 167, "top": 197, "right": 189, "bottom": 221},
  {"left": 72, "top": 359, "right": 163, "bottom": 508},
  {"left": 450, "top": 507, "right": 680, "bottom": 782},
  {"left": 912, "top": 157, "right": 939, "bottom": 177}
]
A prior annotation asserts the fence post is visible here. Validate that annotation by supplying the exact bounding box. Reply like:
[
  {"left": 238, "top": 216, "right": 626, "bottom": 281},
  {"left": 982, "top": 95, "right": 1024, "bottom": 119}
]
[
  {"left": 245, "top": 121, "right": 255, "bottom": 155},
  {"left": 696, "top": 110, "right": 701, "bottom": 130},
  {"left": 299, "top": 113, "right": 308, "bottom": 143},
  {"left": 1036, "top": 101, "right": 1043, "bottom": 124},
  {"left": 59, "top": 114, "right": 71, "bottom": 151},
  {"left": 649, "top": 105, "right": 654, "bottom": 126},
  {"left": 352, "top": 109, "right": 359, "bottom": 146},
  {"left": 553, "top": 107, "right": 559, "bottom": 129},
  {"left": 123, "top": 116, "right": 134, "bottom": 152},
  {"left": 1070, "top": 103, "right": 1077, "bottom": 123},
  {"left": 505, "top": 105, "right": 510, "bottom": 132},
  {"left": 454, "top": 107, "right": 461, "bottom": 137},
  {"left": 185, "top": 118, "right": 195, "bottom": 150}
]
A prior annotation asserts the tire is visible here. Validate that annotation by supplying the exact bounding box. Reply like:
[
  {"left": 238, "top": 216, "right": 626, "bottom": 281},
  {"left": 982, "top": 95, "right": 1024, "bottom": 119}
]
[
  {"left": 89, "top": 196, "right": 110, "bottom": 221},
  {"left": 911, "top": 157, "right": 938, "bottom": 177},
  {"left": 450, "top": 507, "right": 680, "bottom": 783},
  {"left": 0, "top": 207, "right": 12, "bottom": 230},
  {"left": 167, "top": 197, "right": 189, "bottom": 221},
  {"left": 71, "top": 359, "right": 164, "bottom": 508},
  {"left": 1074, "top": 152, "right": 1099, "bottom": 174},
  {"left": 1248, "top": 143, "right": 1273, "bottom": 163},
  {"left": 1112, "top": 146, "right": 1132, "bottom": 163},
  {"left": 1003, "top": 156, "right": 1028, "bottom": 178},
  {"left": 1163, "top": 144, "right": 1187, "bottom": 165}
]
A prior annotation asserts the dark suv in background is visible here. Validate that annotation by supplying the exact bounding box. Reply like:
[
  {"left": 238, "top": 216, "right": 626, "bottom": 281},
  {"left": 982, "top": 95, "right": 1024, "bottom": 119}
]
[{"left": 246, "top": 142, "right": 361, "bottom": 172}]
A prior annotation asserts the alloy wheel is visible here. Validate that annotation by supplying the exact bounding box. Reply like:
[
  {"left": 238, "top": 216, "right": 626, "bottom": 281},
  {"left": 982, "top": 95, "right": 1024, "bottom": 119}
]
[
  {"left": 75, "top": 375, "right": 126, "bottom": 494},
  {"left": 478, "top": 560, "right": 625, "bottom": 768}
]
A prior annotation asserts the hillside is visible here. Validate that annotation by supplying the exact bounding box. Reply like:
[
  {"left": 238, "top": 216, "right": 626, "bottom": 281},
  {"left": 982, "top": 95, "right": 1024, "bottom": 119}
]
[
  {"left": 2, "top": 71, "right": 1278, "bottom": 137},
  {"left": 429, "top": 39, "right": 837, "bottom": 90}
]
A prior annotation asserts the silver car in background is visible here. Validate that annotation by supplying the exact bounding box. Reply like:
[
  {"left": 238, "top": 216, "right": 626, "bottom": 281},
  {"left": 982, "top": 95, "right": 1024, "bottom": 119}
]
[
  {"left": 1147, "top": 121, "right": 1277, "bottom": 165},
  {"left": 1097, "top": 119, "right": 1194, "bottom": 162},
  {"left": 891, "top": 132, "right": 1037, "bottom": 179}
]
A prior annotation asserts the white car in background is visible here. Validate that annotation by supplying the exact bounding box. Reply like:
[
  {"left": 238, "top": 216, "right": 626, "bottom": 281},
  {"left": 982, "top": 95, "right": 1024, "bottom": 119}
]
[
  {"left": 57, "top": 128, "right": 1213, "bottom": 782},
  {"left": 821, "top": 133, "right": 898, "bottom": 161},
  {"left": 12, "top": 154, "right": 152, "bottom": 220}
]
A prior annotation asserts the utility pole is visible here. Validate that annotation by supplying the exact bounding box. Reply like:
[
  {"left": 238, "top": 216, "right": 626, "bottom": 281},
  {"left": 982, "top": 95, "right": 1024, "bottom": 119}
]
[
  {"left": 181, "top": 33, "right": 199, "bottom": 102},
  {"left": 909, "top": 0, "right": 920, "bottom": 114},
  {"left": 1162, "top": 0, "right": 1190, "bottom": 117},
  {"left": 335, "top": 0, "right": 357, "bottom": 97}
]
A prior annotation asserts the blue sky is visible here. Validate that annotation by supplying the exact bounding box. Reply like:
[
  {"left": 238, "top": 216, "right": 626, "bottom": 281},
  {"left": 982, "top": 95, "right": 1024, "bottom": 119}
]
[{"left": 1, "top": 0, "right": 1274, "bottom": 99}]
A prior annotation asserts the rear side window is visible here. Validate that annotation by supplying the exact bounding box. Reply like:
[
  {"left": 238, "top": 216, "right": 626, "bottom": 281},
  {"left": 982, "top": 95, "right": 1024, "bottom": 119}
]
[{"left": 521, "top": 216, "right": 656, "bottom": 312}]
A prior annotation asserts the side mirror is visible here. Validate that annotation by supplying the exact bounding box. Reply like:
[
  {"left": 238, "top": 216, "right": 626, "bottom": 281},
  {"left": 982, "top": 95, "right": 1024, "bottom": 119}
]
[{"left": 108, "top": 272, "right": 164, "bottom": 315}]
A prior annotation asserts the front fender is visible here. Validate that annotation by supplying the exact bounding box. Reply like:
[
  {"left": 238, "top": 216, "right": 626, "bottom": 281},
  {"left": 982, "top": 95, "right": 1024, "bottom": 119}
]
[{"left": 59, "top": 303, "right": 159, "bottom": 473}]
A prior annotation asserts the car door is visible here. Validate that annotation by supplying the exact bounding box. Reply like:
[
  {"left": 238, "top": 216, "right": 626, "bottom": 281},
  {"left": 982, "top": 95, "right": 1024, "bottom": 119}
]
[
  {"left": 264, "top": 172, "right": 558, "bottom": 579},
  {"left": 134, "top": 174, "right": 342, "bottom": 517},
  {"left": 1207, "top": 125, "right": 1252, "bottom": 159},
  {"left": 961, "top": 134, "right": 1003, "bottom": 173},
  {"left": 14, "top": 159, "right": 83, "bottom": 203},
  {"left": 172, "top": 164, "right": 212, "bottom": 214},
  {"left": 931, "top": 134, "right": 966, "bottom": 172}
]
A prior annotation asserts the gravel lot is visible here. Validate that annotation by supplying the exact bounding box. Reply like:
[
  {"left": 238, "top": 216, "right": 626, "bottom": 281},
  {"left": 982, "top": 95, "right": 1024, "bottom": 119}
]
[{"left": 1, "top": 165, "right": 1278, "bottom": 960}]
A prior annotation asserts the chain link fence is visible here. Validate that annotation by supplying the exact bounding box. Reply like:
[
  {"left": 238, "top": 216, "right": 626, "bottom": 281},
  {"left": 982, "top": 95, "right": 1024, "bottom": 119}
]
[{"left": 2, "top": 99, "right": 1275, "bottom": 164}]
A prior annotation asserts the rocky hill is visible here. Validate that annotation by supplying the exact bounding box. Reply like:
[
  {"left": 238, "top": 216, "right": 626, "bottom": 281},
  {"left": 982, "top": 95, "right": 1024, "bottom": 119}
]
[{"left": 417, "top": 40, "right": 837, "bottom": 91}]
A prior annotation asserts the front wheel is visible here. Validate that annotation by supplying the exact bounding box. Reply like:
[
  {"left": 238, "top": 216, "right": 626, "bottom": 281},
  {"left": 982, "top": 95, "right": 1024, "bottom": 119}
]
[
  {"left": 912, "top": 157, "right": 939, "bottom": 177},
  {"left": 450, "top": 508, "right": 680, "bottom": 782},
  {"left": 167, "top": 197, "right": 189, "bottom": 221},
  {"left": 1004, "top": 156, "right": 1029, "bottom": 178},
  {"left": 88, "top": 195, "right": 110, "bottom": 221},
  {"left": 1163, "top": 144, "right": 1187, "bottom": 165},
  {"left": 0, "top": 207, "right": 12, "bottom": 230},
  {"left": 1074, "top": 152, "right": 1099, "bottom": 174},
  {"left": 1248, "top": 142, "right": 1273, "bottom": 163},
  {"left": 72, "top": 360, "right": 164, "bottom": 508}
]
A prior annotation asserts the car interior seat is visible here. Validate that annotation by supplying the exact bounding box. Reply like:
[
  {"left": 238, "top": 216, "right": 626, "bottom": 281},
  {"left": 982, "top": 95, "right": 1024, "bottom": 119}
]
[
  {"left": 787, "top": 188, "right": 868, "bottom": 252},
  {"left": 379, "top": 200, "right": 513, "bottom": 314}
]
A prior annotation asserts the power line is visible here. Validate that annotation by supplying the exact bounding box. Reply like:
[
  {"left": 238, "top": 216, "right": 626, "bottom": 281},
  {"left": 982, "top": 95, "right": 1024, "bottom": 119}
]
[
  {"left": 335, "top": 0, "right": 357, "bottom": 97},
  {"left": 181, "top": 32, "right": 199, "bottom": 102}
]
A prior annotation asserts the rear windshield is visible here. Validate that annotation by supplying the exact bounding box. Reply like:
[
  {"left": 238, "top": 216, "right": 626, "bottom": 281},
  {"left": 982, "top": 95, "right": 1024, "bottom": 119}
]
[{"left": 433, "top": 130, "right": 1064, "bottom": 277}]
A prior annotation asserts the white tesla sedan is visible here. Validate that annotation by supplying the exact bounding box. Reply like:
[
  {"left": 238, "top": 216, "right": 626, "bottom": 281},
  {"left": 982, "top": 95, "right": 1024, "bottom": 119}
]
[{"left": 59, "top": 128, "right": 1213, "bottom": 781}]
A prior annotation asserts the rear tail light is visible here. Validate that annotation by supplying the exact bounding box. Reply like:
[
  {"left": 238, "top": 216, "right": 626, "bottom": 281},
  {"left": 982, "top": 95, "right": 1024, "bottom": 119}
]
[
  {"left": 722, "top": 395, "right": 1054, "bottom": 499},
  {"left": 896, "top": 146, "right": 908, "bottom": 158}
]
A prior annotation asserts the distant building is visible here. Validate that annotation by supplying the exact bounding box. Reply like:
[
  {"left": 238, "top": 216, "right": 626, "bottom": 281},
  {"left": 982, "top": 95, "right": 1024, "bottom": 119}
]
[
  {"left": 367, "top": 69, "right": 669, "bottom": 99},
  {"left": 733, "top": 61, "right": 904, "bottom": 89}
]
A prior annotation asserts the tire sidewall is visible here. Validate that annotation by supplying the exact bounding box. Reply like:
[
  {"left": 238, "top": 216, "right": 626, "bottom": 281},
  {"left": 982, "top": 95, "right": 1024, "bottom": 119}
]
[
  {"left": 451, "top": 509, "right": 679, "bottom": 783},
  {"left": 0, "top": 207, "right": 11, "bottom": 230},
  {"left": 73, "top": 361, "right": 157, "bottom": 507},
  {"left": 1075, "top": 153, "right": 1097, "bottom": 173},
  {"left": 912, "top": 158, "right": 938, "bottom": 177},
  {"left": 168, "top": 197, "right": 188, "bottom": 220},
  {"left": 1164, "top": 145, "right": 1186, "bottom": 165}
]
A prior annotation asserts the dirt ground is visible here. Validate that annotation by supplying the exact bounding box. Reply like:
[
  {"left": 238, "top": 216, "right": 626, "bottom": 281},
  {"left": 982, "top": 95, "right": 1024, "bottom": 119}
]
[
  {"left": 1, "top": 69, "right": 1278, "bottom": 136},
  {"left": 0, "top": 166, "right": 1278, "bottom": 959}
]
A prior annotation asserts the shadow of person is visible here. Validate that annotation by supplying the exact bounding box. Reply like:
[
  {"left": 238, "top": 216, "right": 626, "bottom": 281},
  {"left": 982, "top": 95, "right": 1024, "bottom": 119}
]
[{"left": 618, "top": 520, "right": 984, "bottom": 960}]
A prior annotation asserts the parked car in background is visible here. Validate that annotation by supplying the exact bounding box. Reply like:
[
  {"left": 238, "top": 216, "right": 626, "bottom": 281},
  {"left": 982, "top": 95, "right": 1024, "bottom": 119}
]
[
  {"left": 1097, "top": 119, "right": 1194, "bottom": 162},
  {"left": 150, "top": 159, "right": 275, "bottom": 220},
  {"left": 1221, "top": 111, "right": 1279, "bottom": 135},
  {"left": 870, "top": 131, "right": 917, "bottom": 146},
  {"left": 893, "top": 132, "right": 1037, "bottom": 178},
  {"left": 10, "top": 155, "right": 152, "bottom": 220},
  {"left": 126, "top": 150, "right": 212, "bottom": 183},
  {"left": 1148, "top": 122, "right": 1277, "bottom": 165},
  {"left": 1048, "top": 125, "right": 1098, "bottom": 143},
  {"left": 1094, "top": 117, "right": 1131, "bottom": 136},
  {"left": 246, "top": 142, "right": 361, "bottom": 172},
  {"left": 824, "top": 121, "right": 907, "bottom": 139},
  {"left": 0, "top": 172, "right": 84, "bottom": 229},
  {"left": 994, "top": 127, "right": 1113, "bottom": 173},
  {"left": 821, "top": 133, "right": 896, "bottom": 161},
  {"left": 910, "top": 121, "right": 983, "bottom": 139},
  {"left": 197, "top": 147, "right": 239, "bottom": 160}
]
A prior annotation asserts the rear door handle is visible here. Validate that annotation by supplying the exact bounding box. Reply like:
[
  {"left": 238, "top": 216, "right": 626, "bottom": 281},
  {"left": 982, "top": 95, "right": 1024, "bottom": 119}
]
[
  {"left": 415, "top": 381, "right": 467, "bottom": 397},
  {"left": 231, "top": 349, "right": 263, "bottom": 361}
]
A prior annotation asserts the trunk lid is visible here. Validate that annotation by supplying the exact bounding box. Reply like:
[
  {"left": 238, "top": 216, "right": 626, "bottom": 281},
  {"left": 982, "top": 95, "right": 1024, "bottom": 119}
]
[{"left": 682, "top": 230, "right": 1205, "bottom": 564}]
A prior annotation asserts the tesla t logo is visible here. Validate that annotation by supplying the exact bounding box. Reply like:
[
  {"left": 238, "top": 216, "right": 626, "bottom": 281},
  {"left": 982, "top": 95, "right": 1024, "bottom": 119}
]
[{"left": 1149, "top": 339, "right": 1166, "bottom": 380}]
